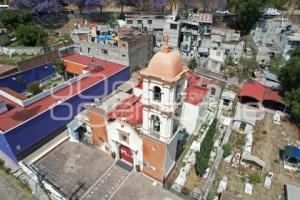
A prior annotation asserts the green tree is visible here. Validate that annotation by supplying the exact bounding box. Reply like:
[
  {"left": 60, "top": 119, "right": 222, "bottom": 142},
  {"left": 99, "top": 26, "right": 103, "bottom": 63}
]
[
  {"left": 279, "top": 46, "right": 300, "bottom": 91},
  {"left": 222, "top": 144, "right": 232, "bottom": 157},
  {"left": 53, "top": 59, "right": 65, "bottom": 76},
  {"left": 239, "top": 57, "right": 258, "bottom": 80},
  {"left": 268, "top": 53, "right": 285, "bottom": 75},
  {"left": 15, "top": 25, "right": 48, "bottom": 47},
  {"left": 0, "top": 9, "right": 32, "bottom": 31},
  {"left": 27, "top": 81, "right": 42, "bottom": 95},
  {"left": 195, "top": 119, "right": 218, "bottom": 176},
  {"left": 235, "top": 0, "right": 264, "bottom": 34},
  {"left": 188, "top": 57, "right": 198, "bottom": 70},
  {"left": 279, "top": 46, "right": 300, "bottom": 122}
]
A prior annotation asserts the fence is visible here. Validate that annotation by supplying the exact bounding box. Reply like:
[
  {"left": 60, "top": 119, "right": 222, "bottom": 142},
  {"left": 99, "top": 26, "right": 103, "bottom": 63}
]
[
  {"left": 17, "top": 51, "right": 59, "bottom": 71},
  {"left": 0, "top": 47, "right": 43, "bottom": 57}
]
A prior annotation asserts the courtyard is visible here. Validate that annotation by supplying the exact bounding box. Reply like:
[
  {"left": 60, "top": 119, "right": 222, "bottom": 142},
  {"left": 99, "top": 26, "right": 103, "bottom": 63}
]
[{"left": 32, "top": 141, "right": 180, "bottom": 200}]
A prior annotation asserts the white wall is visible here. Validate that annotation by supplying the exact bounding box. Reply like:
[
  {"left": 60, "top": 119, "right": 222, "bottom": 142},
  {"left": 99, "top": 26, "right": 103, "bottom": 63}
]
[
  {"left": 108, "top": 121, "right": 143, "bottom": 167},
  {"left": 181, "top": 102, "right": 200, "bottom": 134}
]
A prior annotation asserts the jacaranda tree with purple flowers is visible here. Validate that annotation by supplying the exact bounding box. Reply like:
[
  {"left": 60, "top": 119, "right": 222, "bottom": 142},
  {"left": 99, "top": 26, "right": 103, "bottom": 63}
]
[
  {"left": 85, "top": 0, "right": 106, "bottom": 14},
  {"left": 151, "top": 0, "right": 168, "bottom": 12},
  {"left": 13, "top": 0, "right": 63, "bottom": 14}
]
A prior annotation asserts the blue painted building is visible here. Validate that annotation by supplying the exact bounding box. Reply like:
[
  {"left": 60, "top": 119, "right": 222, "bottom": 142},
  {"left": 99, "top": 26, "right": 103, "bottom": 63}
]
[{"left": 0, "top": 59, "right": 130, "bottom": 164}]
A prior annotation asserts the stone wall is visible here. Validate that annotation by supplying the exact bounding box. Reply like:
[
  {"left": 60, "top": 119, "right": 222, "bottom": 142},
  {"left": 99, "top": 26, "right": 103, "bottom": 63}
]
[
  {"left": 0, "top": 47, "right": 43, "bottom": 56},
  {"left": 17, "top": 51, "right": 59, "bottom": 71}
]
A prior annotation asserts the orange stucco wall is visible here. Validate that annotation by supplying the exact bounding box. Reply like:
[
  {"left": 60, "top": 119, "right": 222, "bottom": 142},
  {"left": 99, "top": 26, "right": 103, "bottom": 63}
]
[
  {"left": 87, "top": 110, "right": 108, "bottom": 147},
  {"left": 142, "top": 135, "right": 167, "bottom": 183},
  {"left": 64, "top": 61, "right": 84, "bottom": 75}
]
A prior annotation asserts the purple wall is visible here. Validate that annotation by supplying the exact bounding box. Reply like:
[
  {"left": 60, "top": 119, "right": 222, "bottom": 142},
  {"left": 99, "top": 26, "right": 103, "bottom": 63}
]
[
  {"left": 0, "top": 63, "right": 55, "bottom": 93},
  {"left": 1, "top": 67, "right": 130, "bottom": 163}
]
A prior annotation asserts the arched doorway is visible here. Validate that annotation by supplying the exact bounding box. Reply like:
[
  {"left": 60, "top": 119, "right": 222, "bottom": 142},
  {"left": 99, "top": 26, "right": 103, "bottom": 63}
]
[{"left": 119, "top": 145, "right": 133, "bottom": 164}]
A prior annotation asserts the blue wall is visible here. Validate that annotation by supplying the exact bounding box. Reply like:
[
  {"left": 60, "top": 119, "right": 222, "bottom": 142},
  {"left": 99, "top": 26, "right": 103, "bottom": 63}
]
[
  {"left": 2, "top": 67, "right": 130, "bottom": 163},
  {"left": 0, "top": 133, "right": 17, "bottom": 163},
  {"left": 0, "top": 63, "right": 55, "bottom": 93}
]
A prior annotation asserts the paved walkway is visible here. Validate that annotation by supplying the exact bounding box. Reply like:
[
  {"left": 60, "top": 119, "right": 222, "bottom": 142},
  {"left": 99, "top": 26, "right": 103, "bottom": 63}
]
[{"left": 81, "top": 161, "right": 132, "bottom": 200}]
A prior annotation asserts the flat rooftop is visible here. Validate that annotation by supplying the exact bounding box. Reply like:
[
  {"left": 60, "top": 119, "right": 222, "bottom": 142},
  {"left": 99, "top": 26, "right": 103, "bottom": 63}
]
[
  {"left": 33, "top": 141, "right": 115, "bottom": 199},
  {"left": 97, "top": 90, "right": 130, "bottom": 112},
  {"left": 111, "top": 172, "right": 181, "bottom": 200},
  {"left": 32, "top": 140, "right": 180, "bottom": 200},
  {"left": 0, "top": 54, "right": 125, "bottom": 132}
]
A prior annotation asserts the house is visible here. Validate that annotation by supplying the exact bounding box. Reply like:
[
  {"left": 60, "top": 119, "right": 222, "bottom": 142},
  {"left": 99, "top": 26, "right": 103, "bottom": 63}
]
[
  {"left": 124, "top": 13, "right": 166, "bottom": 32},
  {"left": 69, "top": 45, "right": 209, "bottom": 183},
  {"left": 71, "top": 24, "right": 154, "bottom": 70},
  {"left": 124, "top": 13, "right": 166, "bottom": 44},
  {"left": 275, "top": 32, "right": 300, "bottom": 60},
  {"left": 252, "top": 17, "right": 300, "bottom": 61},
  {"left": 163, "top": 16, "right": 182, "bottom": 49},
  {"left": 0, "top": 54, "right": 130, "bottom": 166},
  {"left": 254, "top": 69, "right": 280, "bottom": 89},
  {"left": 206, "top": 49, "right": 224, "bottom": 73}
]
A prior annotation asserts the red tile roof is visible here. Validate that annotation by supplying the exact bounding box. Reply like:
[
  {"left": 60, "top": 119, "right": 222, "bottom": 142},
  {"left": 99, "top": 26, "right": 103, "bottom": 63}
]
[
  {"left": 107, "top": 95, "right": 143, "bottom": 127},
  {"left": 0, "top": 54, "right": 125, "bottom": 132},
  {"left": 185, "top": 71, "right": 209, "bottom": 105},
  {"left": 239, "top": 82, "right": 284, "bottom": 104}
]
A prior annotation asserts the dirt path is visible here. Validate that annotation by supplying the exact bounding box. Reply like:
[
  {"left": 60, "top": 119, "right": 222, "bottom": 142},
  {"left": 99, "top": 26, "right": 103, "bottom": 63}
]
[{"left": 0, "top": 170, "right": 37, "bottom": 200}]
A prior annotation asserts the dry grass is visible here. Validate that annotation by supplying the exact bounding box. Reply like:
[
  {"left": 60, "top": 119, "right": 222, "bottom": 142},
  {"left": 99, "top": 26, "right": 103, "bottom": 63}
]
[
  {"left": 185, "top": 168, "right": 204, "bottom": 190},
  {"left": 216, "top": 113, "right": 300, "bottom": 200}
]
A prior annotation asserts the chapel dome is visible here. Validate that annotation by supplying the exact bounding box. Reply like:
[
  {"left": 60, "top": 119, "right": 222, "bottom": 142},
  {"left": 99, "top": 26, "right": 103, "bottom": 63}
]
[{"left": 141, "top": 45, "right": 185, "bottom": 82}]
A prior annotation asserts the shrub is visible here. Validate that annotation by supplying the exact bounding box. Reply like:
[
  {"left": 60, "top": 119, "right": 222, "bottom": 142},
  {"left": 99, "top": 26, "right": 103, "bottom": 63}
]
[
  {"left": 249, "top": 172, "right": 262, "bottom": 184},
  {"left": 188, "top": 57, "right": 198, "bottom": 70},
  {"left": 27, "top": 81, "right": 42, "bottom": 95},
  {"left": 0, "top": 9, "right": 32, "bottom": 31},
  {"left": 15, "top": 24, "right": 48, "bottom": 47},
  {"left": 222, "top": 144, "right": 232, "bottom": 157},
  {"left": 53, "top": 59, "right": 65, "bottom": 76}
]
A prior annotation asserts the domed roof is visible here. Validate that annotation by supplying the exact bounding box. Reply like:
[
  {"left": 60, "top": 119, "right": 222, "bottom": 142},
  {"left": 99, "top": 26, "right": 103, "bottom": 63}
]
[{"left": 140, "top": 46, "right": 187, "bottom": 82}]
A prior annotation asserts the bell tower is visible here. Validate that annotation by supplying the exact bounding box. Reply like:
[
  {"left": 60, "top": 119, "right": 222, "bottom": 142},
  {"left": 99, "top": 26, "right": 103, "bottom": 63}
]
[{"left": 140, "top": 45, "right": 187, "bottom": 142}]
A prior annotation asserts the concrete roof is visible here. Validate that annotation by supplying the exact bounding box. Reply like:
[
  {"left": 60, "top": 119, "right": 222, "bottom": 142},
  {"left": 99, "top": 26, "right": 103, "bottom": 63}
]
[
  {"left": 285, "top": 184, "right": 300, "bottom": 200},
  {"left": 233, "top": 104, "right": 259, "bottom": 126},
  {"left": 222, "top": 90, "right": 236, "bottom": 100},
  {"left": 97, "top": 90, "right": 130, "bottom": 112}
]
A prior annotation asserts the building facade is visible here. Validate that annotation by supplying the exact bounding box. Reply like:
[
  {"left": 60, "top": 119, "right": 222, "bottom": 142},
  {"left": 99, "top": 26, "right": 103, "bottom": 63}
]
[
  {"left": 71, "top": 24, "right": 154, "bottom": 71},
  {"left": 68, "top": 46, "right": 210, "bottom": 183}
]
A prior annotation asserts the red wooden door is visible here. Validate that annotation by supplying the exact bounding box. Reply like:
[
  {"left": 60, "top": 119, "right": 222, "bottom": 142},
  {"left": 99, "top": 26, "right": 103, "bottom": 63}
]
[{"left": 120, "top": 145, "right": 133, "bottom": 164}]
